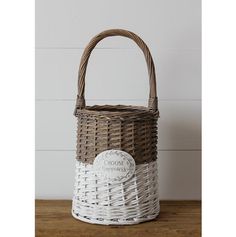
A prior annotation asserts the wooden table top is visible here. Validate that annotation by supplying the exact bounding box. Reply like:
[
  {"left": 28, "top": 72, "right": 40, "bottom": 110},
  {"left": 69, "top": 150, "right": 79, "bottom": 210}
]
[{"left": 36, "top": 200, "right": 201, "bottom": 237}]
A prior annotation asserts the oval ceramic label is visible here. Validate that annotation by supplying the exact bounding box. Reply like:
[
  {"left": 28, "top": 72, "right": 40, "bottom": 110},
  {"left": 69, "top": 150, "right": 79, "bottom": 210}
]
[{"left": 93, "top": 150, "right": 136, "bottom": 184}]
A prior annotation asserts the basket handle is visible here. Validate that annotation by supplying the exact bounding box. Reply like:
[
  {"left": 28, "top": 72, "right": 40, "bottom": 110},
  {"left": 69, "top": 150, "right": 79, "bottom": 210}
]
[{"left": 74, "top": 29, "right": 158, "bottom": 115}]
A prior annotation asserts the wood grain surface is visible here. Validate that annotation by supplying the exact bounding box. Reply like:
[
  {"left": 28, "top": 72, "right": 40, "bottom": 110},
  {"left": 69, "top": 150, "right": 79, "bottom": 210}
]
[{"left": 36, "top": 200, "right": 201, "bottom": 237}]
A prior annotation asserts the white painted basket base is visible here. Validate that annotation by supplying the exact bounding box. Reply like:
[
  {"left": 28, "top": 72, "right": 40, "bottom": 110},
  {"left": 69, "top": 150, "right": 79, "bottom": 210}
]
[{"left": 72, "top": 159, "right": 160, "bottom": 225}]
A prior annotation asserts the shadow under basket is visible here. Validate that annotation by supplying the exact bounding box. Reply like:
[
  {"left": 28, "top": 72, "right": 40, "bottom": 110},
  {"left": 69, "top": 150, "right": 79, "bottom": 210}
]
[{"left": 71, "top": 29, "right": 160, "bottom": 225}]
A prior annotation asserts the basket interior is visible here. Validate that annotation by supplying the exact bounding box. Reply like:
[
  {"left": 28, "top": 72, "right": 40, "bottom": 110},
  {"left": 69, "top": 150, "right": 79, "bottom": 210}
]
[
  {"left": 85, "top": 105, "right": 149, "bottom": 114},
  {"left": 88, "top": 104, "right": 146, "bottom": 111}
]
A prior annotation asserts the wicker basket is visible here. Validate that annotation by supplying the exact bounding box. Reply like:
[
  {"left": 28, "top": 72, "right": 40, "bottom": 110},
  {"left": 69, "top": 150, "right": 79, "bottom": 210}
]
[{"left": 72, "top": 29, "right": 160, "bottom": 225}]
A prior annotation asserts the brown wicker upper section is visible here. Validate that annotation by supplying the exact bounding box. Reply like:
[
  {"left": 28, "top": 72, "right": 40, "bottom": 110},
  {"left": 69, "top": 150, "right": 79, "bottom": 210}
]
[{"left": 76, "top": 105, "right": 158, "bottom": 164}]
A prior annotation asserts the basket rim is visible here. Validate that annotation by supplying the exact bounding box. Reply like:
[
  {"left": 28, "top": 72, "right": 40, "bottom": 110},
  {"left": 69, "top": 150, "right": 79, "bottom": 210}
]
[{"left": 75, "top": 104, "right": 159, "bottom": 117}]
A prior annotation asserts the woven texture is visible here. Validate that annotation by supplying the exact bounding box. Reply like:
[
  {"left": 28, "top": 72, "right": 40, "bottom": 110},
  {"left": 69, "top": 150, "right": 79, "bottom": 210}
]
[
  {"left": 72, "top": 159, "right": 160, "bottom": 225},
  {"left": 76, "top": 105, "right": 158, "bottom": 164}
]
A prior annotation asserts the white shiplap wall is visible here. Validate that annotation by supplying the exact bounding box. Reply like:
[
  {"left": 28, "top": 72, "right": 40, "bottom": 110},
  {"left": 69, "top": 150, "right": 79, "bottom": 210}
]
[{"left": 35, "top": 0, "right": 201, "bottom": 200}]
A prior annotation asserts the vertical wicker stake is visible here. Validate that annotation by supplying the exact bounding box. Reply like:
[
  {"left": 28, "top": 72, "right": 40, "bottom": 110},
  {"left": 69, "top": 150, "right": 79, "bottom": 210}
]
[{"left": 72, "top": 29, "right": 160, "bottom": 225}]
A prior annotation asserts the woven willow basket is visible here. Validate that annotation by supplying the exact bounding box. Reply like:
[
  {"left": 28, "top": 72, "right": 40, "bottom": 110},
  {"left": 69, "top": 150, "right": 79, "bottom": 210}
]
[{"left": 72, "top": 29, "right": 160, "bottom": 225}]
